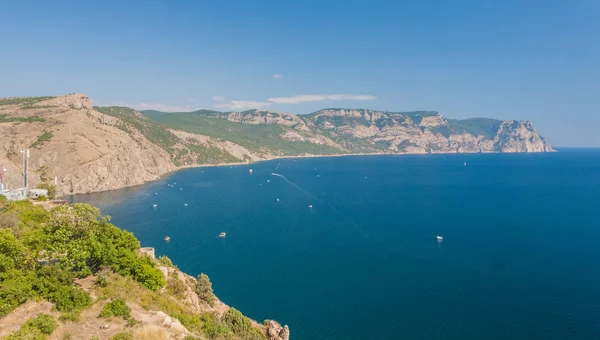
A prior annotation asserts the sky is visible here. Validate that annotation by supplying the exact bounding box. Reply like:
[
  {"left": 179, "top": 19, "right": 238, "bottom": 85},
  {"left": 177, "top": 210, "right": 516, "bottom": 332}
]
[{"left": 1, "top": 0, "right": 599, "bottom": 146}]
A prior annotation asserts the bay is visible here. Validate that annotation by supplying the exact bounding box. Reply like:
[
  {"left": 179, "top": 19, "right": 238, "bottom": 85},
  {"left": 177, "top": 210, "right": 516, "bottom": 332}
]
[{"left": 73, "top": 149, "right": 600, "bottom": 340}]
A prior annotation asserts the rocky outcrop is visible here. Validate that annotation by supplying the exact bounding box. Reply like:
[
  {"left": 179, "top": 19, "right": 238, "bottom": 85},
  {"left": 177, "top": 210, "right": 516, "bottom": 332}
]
[{"left": 265, "top": 320, "right": 291, "bottom": 340}]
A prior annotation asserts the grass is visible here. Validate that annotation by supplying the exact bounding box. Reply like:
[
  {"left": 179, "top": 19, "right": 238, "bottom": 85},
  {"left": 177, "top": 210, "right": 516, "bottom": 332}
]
[
  {"left": 0, "top": 113, "right": 46, "bottom": 123},
  {"left": 0, "top": 96, "right": 56, "bottom": 107},
  {"left": 447, "top": 118, "right": 503, "bottom": 139},
  {"left": 142, "top": 111, "right": 343, "bottom": 156},
  {"left": 30, "top": 130, "right": 54, "bottom": 148}
]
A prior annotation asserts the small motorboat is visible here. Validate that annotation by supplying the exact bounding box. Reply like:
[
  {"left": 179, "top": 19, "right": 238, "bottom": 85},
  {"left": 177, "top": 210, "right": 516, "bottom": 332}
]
[
  {"left": 184, "top": 203, "right": 188, "bottom": 206},
  {"left": 249, "top": 169, "right": 253, "bottom": 174},
  {"left": 164, "top": 236, "right": 170, "bottom": 242},
  {"left": 436, "top": 235, "right": 443, "bottom": 241},
  {"left": 308, "top": 204, "right": 313, "bottom": 209},
  {"left": 276, "top": 198, "right": 280, "bottom": 202},
  {"left": 219, "top": 232, "right": 226, "bottom": 238},
  {"left": 153, "top": 204, "right": 157, "bottom": 208}
]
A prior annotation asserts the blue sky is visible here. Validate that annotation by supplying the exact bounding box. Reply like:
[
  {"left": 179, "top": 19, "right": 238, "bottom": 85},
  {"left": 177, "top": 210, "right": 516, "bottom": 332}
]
[{"left": 1, "top": 0, "right": 599, "bottom": 146}]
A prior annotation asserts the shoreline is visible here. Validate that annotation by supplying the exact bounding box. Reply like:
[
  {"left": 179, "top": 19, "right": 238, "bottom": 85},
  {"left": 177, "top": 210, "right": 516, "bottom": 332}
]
[{"left": 67, "top": 149, "right": 554, "bottom": 199}]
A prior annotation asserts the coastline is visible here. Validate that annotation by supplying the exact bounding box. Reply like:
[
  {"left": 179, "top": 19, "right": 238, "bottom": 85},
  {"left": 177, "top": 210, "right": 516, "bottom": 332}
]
[{"left": 67, "top": 149, "right": 554, "bottom": 198}]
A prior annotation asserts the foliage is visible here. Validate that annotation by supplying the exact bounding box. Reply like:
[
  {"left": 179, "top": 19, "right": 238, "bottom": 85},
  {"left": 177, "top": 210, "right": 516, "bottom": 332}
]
[
  {"left": 165, "top": 271, "right": 187, "bottom": 299},
  {"left": 447, "top": 118, "right": 503, "bottom": 139},
  {"left": 0, "top": 113, "right": 46, "bottom": 123},
  {"left": 59, "top": 311, "right": 80, "bottom": 322},
  {"left": 0, "top": 201, "right": 164, "bottom": 316},
  {"left": 4, "top": 313, "right": 57, "bottom": 339},
  {"left": 110, "top": 333, "right": 133, "bottom": 340},
  {"left": 0, "top": 96, "right": 55, "bottom": 107},
  {"left": 195, "top": 273, "right": 215, "bottom": 307},
  {"left": 37, "top": 195, "right": 48, "bottom": 202},
  {"left": 200, "top": 312, "right": 229, "bottom": 339},
  {"left": 35, "top": 183, "right": 56, "bottom": 199},
  {"left": 157, "top": 255, "right": 177, "bottom": 269},
  {"left": 30, "top": 130, "right": 54, "bottom": 148},
  {"left": 223, "top": 308, "right": 251, "bottom": 335},
  {"left": 99, "top": 299, "right": 131, "bottom": 320}
]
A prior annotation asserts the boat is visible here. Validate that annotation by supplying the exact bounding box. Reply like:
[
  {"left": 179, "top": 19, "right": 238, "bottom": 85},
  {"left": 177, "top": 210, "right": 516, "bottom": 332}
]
[
  {"left": 464, "top": 162, "right": 467, "bottom": 166},
  {"left": 436, "top": 235, "right": 443, "bottom": 241},
  {"left": 308, "top": 204, "right": 313, "bottom": 209},
  {"left": 249, "top": 169, "right": 253, "bottom": 174},
  {"left": 184, "top": 203, "right": 188, "bottom": 206},
  {"left": 219, "top": 232, "right": 226, "bottom": 238},
  {"left": 276, "top": 198, "right": 280, "bottom": 202},
  {"left": 152, "top": 204, "right": 157, "bottom": 208},
  {"left": 164, "top": 236, "right": 170, "bottom": 241}
]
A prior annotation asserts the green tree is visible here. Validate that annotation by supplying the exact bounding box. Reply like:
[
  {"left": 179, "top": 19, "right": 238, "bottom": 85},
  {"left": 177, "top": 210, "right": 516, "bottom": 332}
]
[
  {"left": 35, "top": 183, "right": 56, "bottom": 199},
  {"left": 99, "top": 299, "right": 131, "bottom": 320},
  {"left": 195, "top": 273, "right": 215, "bottom": 307}
]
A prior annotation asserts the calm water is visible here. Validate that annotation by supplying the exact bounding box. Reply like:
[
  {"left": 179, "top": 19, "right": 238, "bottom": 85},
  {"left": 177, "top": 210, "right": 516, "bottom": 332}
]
[{"left": 74, "top": 149, "right": 600, "bottom": 340}]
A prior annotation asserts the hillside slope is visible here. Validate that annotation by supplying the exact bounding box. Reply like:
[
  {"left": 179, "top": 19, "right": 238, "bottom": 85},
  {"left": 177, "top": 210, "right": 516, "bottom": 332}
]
[{"left": 0, "top": 94, "right": 552, "bottom": 196}]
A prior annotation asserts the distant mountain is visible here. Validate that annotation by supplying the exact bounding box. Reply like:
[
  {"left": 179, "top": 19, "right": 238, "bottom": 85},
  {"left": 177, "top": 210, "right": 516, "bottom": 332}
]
[{"left": 0, "top": 94, "right": 552, "bottom": 196}]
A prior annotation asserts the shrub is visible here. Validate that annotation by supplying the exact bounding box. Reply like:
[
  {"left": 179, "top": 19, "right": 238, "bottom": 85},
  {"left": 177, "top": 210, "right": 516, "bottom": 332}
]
[
  {"left": 200, "top": 312, "right": 229, "bottom": 339},
  {"left": 37, "top": 195, "right": 48, "bottom": 202},
  {"left": 111, "top": 333, "right": 132, "bottom": 340},
  {"left": 157, "top": 255, "right": 177, "bottom": 269},
  {"left": 166, "top": 272, "right": 187, "bottom": 299},
  {"left": 223, "top": 308, "right": 252, "bottom": 335},
  {"left": 99, "top": 299, "right": 131, "bottom": 320},
  {"left": 195, "top": 273, "right": 215, "bottom": 307},
  {"left": 5, "top": 314, "right": 58, "bottom": 339},
  {"left": 33, "top": 265, "right": 91, "bottom": 312},
  {"left": 25, "top": 313, "right": 57, "bottom": 334},
  {"left": 35, "top": 183, "right": 56, "bottom": 199},
  {"left": 59, "top": 312, "right": 80, "bottom": 322}
]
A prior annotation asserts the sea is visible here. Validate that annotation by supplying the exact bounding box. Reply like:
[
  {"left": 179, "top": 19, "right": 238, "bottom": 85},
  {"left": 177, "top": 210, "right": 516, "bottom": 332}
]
[{"left": 73, "top": 148, "right": 600, "bottom": 340}]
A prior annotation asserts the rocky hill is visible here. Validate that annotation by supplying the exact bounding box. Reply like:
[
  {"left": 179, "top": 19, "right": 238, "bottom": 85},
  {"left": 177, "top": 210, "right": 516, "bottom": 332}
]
[{"left": 0, "top": 94, "right": 552, "bottom": 196}]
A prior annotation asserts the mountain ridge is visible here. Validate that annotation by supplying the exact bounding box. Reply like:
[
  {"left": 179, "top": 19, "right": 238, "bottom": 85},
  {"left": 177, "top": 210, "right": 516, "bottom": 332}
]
[{"left": 0, "top": 94, "right": 553, "bottom": 196}]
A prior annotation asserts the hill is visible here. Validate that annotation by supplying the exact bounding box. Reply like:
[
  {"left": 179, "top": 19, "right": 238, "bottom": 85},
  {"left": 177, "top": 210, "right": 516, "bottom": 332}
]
[{"left": 0, "top": 94, "right": 552, "bottom": 196}]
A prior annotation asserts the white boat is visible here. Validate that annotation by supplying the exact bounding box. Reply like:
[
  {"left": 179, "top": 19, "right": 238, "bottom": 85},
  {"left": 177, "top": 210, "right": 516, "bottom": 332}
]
[
  {"left": 153, "top": 204, "right": 157, "bottom": 208},
  {"left": 164, "top": 236, "right": 170, "bottom": 241},
  {"left": 184, "top": 203, "right": 188, "bottom": 206},
  {"left": 276, "top": 198, "right": 280, "bottom": 202},
  {"left": 249, "top": 169, "right": 253, "bottom": 174},
  {"left": 464, "top": 162, "right": 467, "bottom": 166},
  {"left": 308, "top": 204, "right": 313, "bottom": 209},
  {"left": 219, "top": 232, "right": 226, "bottom": 238},
  {"left": 436, "top": 235, "right": 443, "bottom": 241}
]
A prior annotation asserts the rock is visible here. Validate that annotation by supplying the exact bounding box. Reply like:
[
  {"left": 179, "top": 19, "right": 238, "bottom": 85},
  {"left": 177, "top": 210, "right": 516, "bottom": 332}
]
[{"left": 265, "top": 320, "right": 290, "bottom": 340}]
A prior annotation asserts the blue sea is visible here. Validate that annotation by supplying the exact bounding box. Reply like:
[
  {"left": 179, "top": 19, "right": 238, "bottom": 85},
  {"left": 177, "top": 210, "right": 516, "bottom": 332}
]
[{"left": 73, "top": 149, "right": 600, "bottom": 340}]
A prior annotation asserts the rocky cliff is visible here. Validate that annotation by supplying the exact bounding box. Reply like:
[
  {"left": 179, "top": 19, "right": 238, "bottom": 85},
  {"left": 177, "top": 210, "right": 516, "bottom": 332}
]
[{"left": 0, "top": 94, "right": 553, "bottom": 196}]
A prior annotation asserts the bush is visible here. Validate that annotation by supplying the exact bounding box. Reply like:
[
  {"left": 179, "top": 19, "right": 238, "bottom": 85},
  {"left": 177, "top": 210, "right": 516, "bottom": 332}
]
[
  {"left": 195, "top": 273, "right": 215, "bottom": 307},
  {"left": 166, "top": 272, "right": 187, "bottom": 298},
  {"left": 59, "top": 312, "right": 80, "bottom": 322},
  {"left": 200, "top": 312, "right": 229, "bottom": 339},
  {"left": 33, "top": 265, "right": 91, "bottom": 312},
  {"left": 99, "top": 299, "right": 131, "bottom": 320},
  {"left": 111, "top": 333, "right": 132, "bottom": 340},
  {"left": 37, "top": 195, "right": 48, "bottom": 202},
  {"left": 25, "top": 313, "right": 57, "bottom": 334},
  {"left": 157, "top": 255, "right": 177, "bottom": 269},
  {"left": 223, "top": 308, "right": 252, "bottom": 335},
  {"left": 5, "top": 313, "right": 58, "bottom": 339},
  {"left": 35, "top": 183, "right": 56, "bottom": 200}
]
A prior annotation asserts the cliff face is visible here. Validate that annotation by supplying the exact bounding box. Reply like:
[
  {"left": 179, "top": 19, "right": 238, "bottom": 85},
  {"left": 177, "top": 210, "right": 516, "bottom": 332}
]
[
  {"left": 301, "top": 109, "right": 553, "bottom": 154},
  {"left": 0, "top": 95, "right": 553, "bottom": 196}
]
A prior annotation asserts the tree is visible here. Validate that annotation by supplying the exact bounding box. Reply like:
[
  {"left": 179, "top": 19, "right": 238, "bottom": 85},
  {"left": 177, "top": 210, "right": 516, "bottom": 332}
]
[
  {"left": 195, "top": 273, "right": 215, "bottom": 307},
  {"left": 35, "top": 182, "right": 56, "bottom": 199}
]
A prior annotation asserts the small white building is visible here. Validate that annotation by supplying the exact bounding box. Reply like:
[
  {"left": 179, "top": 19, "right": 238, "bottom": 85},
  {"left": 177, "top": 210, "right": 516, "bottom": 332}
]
[{"left": 0, "top": 188, "right": 27, "bottom": 201}]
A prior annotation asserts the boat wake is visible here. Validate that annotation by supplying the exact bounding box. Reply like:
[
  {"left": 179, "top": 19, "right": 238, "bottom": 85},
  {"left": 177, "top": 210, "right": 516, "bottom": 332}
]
[{"left": 271, "top": 173, "right": 315, "bottom": 198}]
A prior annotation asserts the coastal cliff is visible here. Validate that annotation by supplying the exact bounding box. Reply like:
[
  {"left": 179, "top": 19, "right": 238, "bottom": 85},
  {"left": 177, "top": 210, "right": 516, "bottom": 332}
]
[{"left": 0, "top": 94, "right": 553, "bottom": 196}]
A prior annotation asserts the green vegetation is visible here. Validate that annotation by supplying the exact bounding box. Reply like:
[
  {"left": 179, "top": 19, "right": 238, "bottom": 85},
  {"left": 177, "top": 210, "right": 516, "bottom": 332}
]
[
  {"left": 0, "top": 96, "right": 56, "bottom": 107},
  {"left": 4, "top": 314, "right": 57, "bottom": 339},
  {"left": 157, "top": 255, "right": 177, "bottom": 269},
  {"left": 142, "top": 110, "right": 344, "bottom": 156},
  {"left": 35, "top": 183, "right": 56, "bottom": 199},
  {"left": 0, "top": 113, "right": 46, "bottom": 123},
  {"left": 447, "top": 118, "right": 503, "bottom": 139},
  {"left": 0, "top": 199, "right": 271, "bottom": 338},
  {"left": 110, "top": 333, "right": 132, "bottom": 340},
  {"left": 30, "top": 131, "right": 54, "bottom": 148},
  {"left": 223, "top": 308, "right": 266, "bottom": 340},
  {"left": 99, "top": 299, "right": 131, "bottom": 320},
  {"left": 195, "top": 273, "right": 216, "bottom": 307}
]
